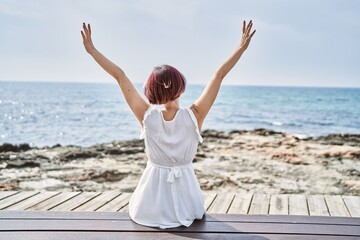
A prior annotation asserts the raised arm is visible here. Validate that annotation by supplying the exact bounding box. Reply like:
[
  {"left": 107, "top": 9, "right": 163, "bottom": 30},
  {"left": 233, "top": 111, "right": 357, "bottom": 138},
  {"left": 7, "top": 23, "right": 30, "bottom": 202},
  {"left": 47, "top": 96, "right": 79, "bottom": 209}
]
[
  {"left": 190, "top": 20, "right": 256, "bottom": 131},
  {"left": 81, "top": 23, "right": 149, "bottom": 126}
]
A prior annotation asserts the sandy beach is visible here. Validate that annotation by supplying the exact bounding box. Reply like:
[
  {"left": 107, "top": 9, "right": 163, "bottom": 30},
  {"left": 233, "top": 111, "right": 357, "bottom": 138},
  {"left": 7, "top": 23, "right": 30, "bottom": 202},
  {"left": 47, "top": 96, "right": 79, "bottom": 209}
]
[{"left": 1, "top": 128, "right": 359, "bottom": 195}]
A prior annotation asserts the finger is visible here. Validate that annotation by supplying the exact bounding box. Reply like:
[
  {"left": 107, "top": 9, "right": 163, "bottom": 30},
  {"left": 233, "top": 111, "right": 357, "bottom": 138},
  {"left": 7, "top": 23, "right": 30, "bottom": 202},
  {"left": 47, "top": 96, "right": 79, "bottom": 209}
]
[
  {"left": 242, "top": 20, "right": 246, "bottom": 33},
  {"left": 82, "top": 22, "right": 88, "bottom": 35},
  {"left": 81, "top": 30, "right": 85, "bottom": 40},
  {"left": 88, "top": 23, "right": 91, "bottom": 35},
  {"left": 249, "top": 29, "right": 256, "bottom": 38},
  {"left": 246, "top": 20, "right": 253, "bottom": 36}
]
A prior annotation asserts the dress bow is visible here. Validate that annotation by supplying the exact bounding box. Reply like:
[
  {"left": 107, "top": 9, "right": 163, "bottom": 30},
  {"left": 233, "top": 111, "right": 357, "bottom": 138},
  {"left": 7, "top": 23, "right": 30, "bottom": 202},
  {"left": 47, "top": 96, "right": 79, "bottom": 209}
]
[{"left": 167, "top": 166, "right": 182, "bottom": 183}]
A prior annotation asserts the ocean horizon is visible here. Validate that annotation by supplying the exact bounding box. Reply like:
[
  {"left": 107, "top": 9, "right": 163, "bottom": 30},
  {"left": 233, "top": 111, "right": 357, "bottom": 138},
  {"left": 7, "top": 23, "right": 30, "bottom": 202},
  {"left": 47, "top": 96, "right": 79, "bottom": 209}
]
[{"left": 1, "top": 80, "right": 359, "bottom": 148}]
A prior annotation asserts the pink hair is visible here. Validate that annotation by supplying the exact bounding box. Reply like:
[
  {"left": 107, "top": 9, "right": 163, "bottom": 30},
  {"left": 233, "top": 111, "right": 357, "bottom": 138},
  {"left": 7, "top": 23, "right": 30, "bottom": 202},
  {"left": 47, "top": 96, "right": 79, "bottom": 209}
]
[{"left": 144, "top": 65, "right": 186, "bottom": 104}]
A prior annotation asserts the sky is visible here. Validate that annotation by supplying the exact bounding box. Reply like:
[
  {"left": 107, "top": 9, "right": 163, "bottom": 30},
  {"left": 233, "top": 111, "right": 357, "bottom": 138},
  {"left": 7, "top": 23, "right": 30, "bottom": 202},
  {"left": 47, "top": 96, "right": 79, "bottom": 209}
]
[{"left": 0, "top": 0, "right": 359, "bottom": 87}]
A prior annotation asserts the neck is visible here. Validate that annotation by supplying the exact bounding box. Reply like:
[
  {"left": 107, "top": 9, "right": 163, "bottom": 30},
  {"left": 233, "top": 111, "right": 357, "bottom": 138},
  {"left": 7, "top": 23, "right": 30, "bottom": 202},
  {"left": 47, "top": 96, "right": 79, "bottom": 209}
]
[{"left": 163, "top": 98, "right": 179, "bottom": 110}]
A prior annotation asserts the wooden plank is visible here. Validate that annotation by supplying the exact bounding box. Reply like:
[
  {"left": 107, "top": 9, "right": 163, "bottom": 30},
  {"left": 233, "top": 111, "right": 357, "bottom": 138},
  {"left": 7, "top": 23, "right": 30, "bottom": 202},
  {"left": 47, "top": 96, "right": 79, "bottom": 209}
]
[
  {"left": 4, "top": 192, "right": 60, "bottom": 210},
  {"left": 27, "top": 192, "right": 81, "bottom": 211},
  {"left": 227, "top": 193, "right": 253, "bottom": 214},
  {"left": 2, "top": 218, "right": 360, "bottom": 236},
  {"left": 96, "top": 192, "right": 132, "bottom": 212},
  {"left": 0, "top": 191, "right": 38, "bottom": 209},
  {"left": 343, "top": 195, "right": 360, "bottom": 217},
  {"left": 50, "top": 192, "right": 101, "bottom": 211},
  {"left": 2, "top": 232, "right": 360, "bottom": 240},
  {"left": 307, "top": 195, "right": 330, "bottom": 216},
  {"left": 202, "top": 192, "right": 217, "bottom": 211},
  {"left": 289, "top": 194, "right": 309, "bottom": 215},
  {"left": 119, "top": 203, "right": 129, "bottom": 212},
  {"left": 325, "top": 195, "right": 351, "bottom": 217},
  {"left": 248, "top": 194, "right": 270, "bottom": 214},
  {"left": 73, "top": 191, "right": 121, "bottom": 211},
  {"left": 1, "top": 211, "right": 359, "bottom": 225},
  {"left": 269, "top": 194, "right": 288, "bottom": 215},
  {"left": 207, "top": 192, "right": 235, "bottom": 214},
  {"left": 0, "top": 191, "right": 18, "bottom": 200}
]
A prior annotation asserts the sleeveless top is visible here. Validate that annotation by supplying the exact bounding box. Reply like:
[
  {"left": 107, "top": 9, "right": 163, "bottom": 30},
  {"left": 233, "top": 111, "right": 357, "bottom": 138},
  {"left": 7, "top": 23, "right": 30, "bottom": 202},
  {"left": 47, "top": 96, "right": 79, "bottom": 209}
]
[{"left": 128, "top": 104, "right": 206, "bottom": 229}]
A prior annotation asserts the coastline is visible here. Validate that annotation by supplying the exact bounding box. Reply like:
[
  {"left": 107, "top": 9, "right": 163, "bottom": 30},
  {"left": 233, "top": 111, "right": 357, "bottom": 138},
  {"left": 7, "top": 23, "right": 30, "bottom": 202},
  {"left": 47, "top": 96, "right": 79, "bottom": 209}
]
[{"left": 1, "top": 128, "right": 359, "bottom": 195}]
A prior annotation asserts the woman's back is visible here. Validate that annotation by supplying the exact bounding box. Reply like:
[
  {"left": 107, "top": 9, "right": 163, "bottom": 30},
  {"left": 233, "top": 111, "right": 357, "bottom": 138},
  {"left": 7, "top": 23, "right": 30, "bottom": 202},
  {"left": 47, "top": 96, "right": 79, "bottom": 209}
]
[{"left": 140, "top": 105, "right": 203, "bottom": 166}]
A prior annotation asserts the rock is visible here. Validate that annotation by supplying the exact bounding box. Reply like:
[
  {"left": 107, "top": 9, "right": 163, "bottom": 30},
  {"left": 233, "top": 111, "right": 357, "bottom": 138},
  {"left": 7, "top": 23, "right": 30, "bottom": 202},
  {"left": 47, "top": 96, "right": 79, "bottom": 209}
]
[
  {"left": 280, "top": 181, "right": 300, "bottom": 194},
  {"left": 316, "top": 146, "right": 360, "bottom": 159},
  {"left": 104, "top": 147, "right": 143, "bottom": 155},
  {"left": 229, "top": 130, "right": 248, "bottom": 135},
  {"left": 1, "top": 129, "right": 359, "bottom": 195},
  {"left": 221, "top": 176, "right": 238, "bottom": 187},
  {"left": 0, "top": 143, "right": 31, "bottom": 152},
  {"left": 202, "top": 129, "right": 231, "bottom": 139},
  {"left": 251, "top": 128, "right": 284, "bottom": 136},
  {"left": 34, "top": 154, "right": 49, "bottom": 160},
  {"left": 89, "top": 170, "right": 129, "bottom": 183},
  {"left": 51, "top": 144, "right": 62, "bottom": 148},
  {"left": 58, "top": 149, "right": 100, "bottom": 161},
  {"left": 342, "top": 180, "right": 360, "bottom": 194},
  {"left": 0, "top": 154, "right": 10, "bottom": 161},
  {"left": 308, "top": 134, "right": 360, "bottom": 147},
  {"left": 200, "top": 180, "right": 214, "bottom": 190},
  {"left": 6, "top": 160, "right": 40, "bottom": 168},
  {"left": 19, "top": 178, "right": 69, "bottom": 191},
  {"left": 270, "top": 149, "right": 305, "bottom": 164},
  {"left": 66, "top": 168, "right": 131, "bottom": 183},
  {"left": 0, "top": 180, "right": 19, "bottom": 191}
]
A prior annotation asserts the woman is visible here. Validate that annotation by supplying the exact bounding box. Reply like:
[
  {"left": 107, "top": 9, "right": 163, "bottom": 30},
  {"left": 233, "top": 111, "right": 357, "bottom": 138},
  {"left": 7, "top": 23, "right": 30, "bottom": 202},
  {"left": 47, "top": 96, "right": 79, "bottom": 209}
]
[{"left": 81, "top": 20, "right": 255, "bottom": 229}]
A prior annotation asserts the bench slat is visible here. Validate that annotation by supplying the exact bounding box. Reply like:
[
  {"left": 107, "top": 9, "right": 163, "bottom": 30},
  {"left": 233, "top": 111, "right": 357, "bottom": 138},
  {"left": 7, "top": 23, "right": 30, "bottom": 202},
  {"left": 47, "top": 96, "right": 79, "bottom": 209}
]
[
  {"left": 2, "top": 232, "right": 359, "bottom": 240},
  {"left": 227, "top": 193, "right": 253, "bottom": 214},
  {"left": 248, "top": 194, "right": 270, "bottom": 214},
  {"left": 1, "top": 211, "right": 359, "bottom": 225},
  {"left": 342, "top": 196, "right": 360, "bottom": 217},
  {"left": 202, "top": 192, "right": 217, "bottom": 211},
  {"left": 0, "top": 191, "right": 18, "bottom": 200},
  {"left": 289, "top": 194, "right": 309, "bottom": 215},
  {"left": 1, "top": 218, "right": 359, "bottom": 236},
  {"left": 96, "top": 192, "right": 132, "bottom": 212},
  {"left": 27, "top": 192, "right": 81, "bottom": 210},
  {"left": 269, "top": 194, "right": 288, "bottom": 215},
  {"left": 73, "top": 191, "right": 121, "bottom": 211},
  {"left": 207, "top": 193, "right": 235, "bottom": 214},
  {"left": 50, "top": 192, "right": 101, "bottom": 211},
  {"left": 307, "top": 195, "right": 330, "bottom": 216},
  {"left": 4, "top": 192, "right": 60, "bottom": 210},
  {"left": 0, "top": 191, "right": 38, "bottom": 210},
  {"left": 325, "top": 195, "right": 351, "bottom": 217}
]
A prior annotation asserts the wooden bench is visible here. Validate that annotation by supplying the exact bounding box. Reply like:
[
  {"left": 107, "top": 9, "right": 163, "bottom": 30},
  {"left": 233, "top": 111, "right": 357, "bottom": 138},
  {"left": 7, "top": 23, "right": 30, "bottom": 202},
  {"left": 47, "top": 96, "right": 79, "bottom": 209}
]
[{"left": 1, "top": 191, "right": 360, "bottom": 239}]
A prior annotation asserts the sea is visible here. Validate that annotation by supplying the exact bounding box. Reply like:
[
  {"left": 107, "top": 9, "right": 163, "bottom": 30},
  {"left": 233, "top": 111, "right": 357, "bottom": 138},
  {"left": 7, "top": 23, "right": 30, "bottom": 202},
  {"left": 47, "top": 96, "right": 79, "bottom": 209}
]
[{"left": 1, "top": 81, "right": 359, "bottom": 148}]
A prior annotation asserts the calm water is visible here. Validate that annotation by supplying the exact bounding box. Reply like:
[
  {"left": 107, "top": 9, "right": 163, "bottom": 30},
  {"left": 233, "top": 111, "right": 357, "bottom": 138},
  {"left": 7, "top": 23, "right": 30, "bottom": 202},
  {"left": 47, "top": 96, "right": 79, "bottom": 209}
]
[{"left": 1, "top": 81, "right": 359, "bottom": 147}]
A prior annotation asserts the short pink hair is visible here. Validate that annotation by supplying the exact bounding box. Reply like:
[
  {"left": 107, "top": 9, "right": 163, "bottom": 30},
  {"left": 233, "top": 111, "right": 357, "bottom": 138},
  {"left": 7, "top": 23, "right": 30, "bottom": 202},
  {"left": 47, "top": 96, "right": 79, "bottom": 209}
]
[{"left": 144, "top": 65, "right": 186, "bottom": 104}]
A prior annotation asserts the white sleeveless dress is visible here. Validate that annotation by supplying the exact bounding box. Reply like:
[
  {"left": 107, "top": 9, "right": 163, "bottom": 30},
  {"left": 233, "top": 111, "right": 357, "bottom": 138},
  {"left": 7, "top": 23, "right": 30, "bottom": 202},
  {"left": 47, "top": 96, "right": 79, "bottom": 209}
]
[{"left": 128, "top": 104, "right": 206, "bottom": 229}]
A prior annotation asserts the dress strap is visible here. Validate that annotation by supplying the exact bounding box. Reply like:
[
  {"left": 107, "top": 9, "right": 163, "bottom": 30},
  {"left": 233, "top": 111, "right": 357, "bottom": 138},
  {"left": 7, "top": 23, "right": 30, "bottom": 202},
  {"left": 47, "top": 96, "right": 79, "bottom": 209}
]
[{"left": 185, "top": 108, "right": 204, "bottom": 143}]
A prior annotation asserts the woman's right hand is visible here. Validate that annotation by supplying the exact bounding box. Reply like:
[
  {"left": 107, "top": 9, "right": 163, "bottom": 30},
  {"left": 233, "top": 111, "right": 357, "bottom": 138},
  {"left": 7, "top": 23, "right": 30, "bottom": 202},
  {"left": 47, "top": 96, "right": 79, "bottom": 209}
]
[
  {"left": 239, "top": 20, "right": 256, "bottom": 51},
  {"left": 81, "top": 22, "right": 96, "bottom": 54}
]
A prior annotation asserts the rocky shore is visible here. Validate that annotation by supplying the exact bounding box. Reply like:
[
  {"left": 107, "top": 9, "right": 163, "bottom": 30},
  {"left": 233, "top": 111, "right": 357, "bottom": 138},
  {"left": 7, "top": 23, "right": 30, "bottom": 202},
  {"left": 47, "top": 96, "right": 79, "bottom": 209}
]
[{"left": 1, "top": 128, "right": 360, "bottom": 195}]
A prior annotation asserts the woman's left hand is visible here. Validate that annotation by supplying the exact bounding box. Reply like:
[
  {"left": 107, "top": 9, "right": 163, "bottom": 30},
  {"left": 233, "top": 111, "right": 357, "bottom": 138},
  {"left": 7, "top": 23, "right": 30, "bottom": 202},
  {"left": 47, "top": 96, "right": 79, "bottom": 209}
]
[
  {"left": 81, "top": 22, "right": 96, "bottom": 54},
  {"left": 239, "top": 20, "right": 256, "bottom": 51}
]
